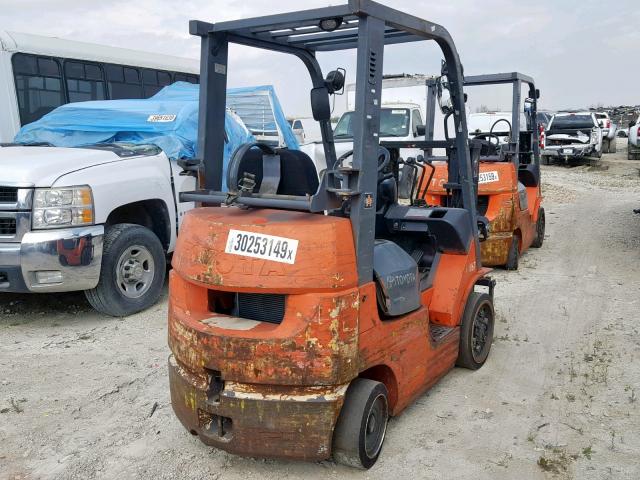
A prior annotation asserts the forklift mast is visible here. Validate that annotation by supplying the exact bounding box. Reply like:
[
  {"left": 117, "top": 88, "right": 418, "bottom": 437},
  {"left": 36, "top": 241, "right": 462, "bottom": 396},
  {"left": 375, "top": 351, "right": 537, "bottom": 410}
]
[
  {"left": 426, "top": 72, "right": 541, "bottom": 167},
  {"left": 184, "top": 0, "right": 479, "bottom": 283}
]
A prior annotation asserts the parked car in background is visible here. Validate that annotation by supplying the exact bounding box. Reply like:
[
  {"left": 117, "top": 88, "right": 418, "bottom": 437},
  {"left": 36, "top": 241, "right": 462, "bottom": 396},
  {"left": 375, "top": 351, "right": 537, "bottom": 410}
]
[
  {"left": 0, "top": 30, "right": 199, "bottom": 142},
  {"left": 541, "top": 112, "right": 602, "bottom": 164},
  {"left": 301, "top": 73, "right": 431, "bottom": 173},
  {"left": 628, "top": 115, "right": 640, "bottom": 160},
  {"left": 594, "top": 112, "right": 618, "bottom": 153},
  {"left": 536, "top": 111, "right": 553, "bottom": 128},
  {"left": 287, "top": 117, "right": 322, "bottom": 144}
]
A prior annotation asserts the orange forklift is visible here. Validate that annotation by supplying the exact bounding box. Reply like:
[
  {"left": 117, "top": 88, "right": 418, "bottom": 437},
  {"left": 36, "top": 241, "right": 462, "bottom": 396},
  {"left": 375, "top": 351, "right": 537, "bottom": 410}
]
[
  {"left": 424, "top": 73, "right": 545, "bottom": 269},
  {"left": 168, "top": 1, "right": 496, "bottom": 469}
]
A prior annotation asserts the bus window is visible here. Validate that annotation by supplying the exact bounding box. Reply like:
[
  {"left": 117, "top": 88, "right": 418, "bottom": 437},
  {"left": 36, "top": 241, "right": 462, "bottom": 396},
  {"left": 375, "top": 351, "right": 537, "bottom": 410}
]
[
  {"left": 64, "top": 61, "right": 106, "bottom": 103},
  {"left": 106, "top": 64, "right": 143, "bottom": 99},
  {"left": 12, "top": 53, "right": 65, "bottom": 125},
  {"left": 142, "top": 69, "right": 172, "bottom": 97},
  {"left": 175, "top": 72, "right": 199, "bottom": 84}
]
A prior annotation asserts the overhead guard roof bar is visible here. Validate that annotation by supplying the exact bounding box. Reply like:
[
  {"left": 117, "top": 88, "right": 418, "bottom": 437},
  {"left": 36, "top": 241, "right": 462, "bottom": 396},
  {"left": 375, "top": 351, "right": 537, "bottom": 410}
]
[{"left": 191, "top": 0, "right": 448, "bottom": 52}]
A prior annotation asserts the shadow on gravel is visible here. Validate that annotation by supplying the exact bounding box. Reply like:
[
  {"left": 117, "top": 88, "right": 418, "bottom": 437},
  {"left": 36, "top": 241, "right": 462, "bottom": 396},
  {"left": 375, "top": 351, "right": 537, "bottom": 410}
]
[
  {"left": 0, "top": 291, "right": 92, "bottom": 318},
  {"left": 1, "top": 274, "right": 170, "bottom": 321}
]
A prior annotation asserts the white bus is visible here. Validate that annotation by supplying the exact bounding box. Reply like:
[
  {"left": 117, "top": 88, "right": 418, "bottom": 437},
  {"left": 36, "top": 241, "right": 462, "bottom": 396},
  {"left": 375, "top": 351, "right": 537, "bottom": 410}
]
[{"left": 0, "top": 31, "right": 199, "bottom": 142}]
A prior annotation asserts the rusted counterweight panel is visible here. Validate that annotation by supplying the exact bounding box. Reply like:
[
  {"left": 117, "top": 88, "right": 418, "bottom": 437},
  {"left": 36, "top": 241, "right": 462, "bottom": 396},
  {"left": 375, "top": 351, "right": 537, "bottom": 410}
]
[
  {"left": 169, "top": 356, "right": 345, "bottom": 461},
  {"left": 169, "top": 271, "right": 360, "bottom": 386},
  {"left": 172, "top": 207, "right": 358, "bottom": 293},
  {"left": 479, "top": 234, "right": 512, "bottom": 266}
]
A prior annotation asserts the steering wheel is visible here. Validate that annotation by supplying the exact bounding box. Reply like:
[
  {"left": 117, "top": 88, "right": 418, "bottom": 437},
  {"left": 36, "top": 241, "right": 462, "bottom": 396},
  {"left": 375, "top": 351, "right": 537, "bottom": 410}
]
[
  {"left": 489, "top": 118, "right": 513, "bottom": 141},
  {"left": 335, "top": 146, "right": 391, "bottom": 173},
  {"left": 471, "top": 132, "right": 502, "bottom": 147},
  {"left": 226, "top": 142, "right": 277, "bottom": 192}
]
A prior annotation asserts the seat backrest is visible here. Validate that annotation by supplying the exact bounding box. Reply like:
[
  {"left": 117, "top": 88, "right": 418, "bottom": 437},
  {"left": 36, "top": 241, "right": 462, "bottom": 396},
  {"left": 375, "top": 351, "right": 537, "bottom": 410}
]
[
  {"left": 518, "top": 163, "right": 540, "bottom": 187},
  {"left": 230, "top": 145, "right": 319, "bottom": 196}
]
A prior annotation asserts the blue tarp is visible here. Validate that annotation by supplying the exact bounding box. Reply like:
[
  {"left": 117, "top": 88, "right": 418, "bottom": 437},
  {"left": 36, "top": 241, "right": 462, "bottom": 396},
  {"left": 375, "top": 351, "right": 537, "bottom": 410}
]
[
  {"left": 227, "top": 85, "right": 300, "bottom": 150},
  {"left": 14, "top": 83, "right": 299, "bottom": 186},
  {"left": 14, "top": 82, "right": 255, "bottom": 168}
]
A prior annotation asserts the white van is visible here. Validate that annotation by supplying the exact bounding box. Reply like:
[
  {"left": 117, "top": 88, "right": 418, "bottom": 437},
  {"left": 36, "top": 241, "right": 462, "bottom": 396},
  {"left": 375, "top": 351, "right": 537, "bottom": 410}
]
[{"left": 0, "top": 31, "right": 199, "bottom": 142}]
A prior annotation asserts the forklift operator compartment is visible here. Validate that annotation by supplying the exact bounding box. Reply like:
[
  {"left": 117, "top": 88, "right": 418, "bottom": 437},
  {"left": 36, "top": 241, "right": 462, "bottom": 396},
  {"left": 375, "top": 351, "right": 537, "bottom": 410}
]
[{"left": 169, "top": 0, "right": 494, "bottom": 469}]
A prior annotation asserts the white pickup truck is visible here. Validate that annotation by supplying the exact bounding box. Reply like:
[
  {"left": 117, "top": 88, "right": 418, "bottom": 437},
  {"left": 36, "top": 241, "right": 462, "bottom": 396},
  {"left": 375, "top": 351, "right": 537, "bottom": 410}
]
[
  {"left": 0, "top": 142, "right": 195, "bottom": 316},
  {"left": 541, "top": 112, "right": 603, "bottom": 164},
  {"left": 594, "top": 112, "right": 617, "bottom": 153},
  {"left": 627, "top": 115, "right": 640, "bottom": 160}
]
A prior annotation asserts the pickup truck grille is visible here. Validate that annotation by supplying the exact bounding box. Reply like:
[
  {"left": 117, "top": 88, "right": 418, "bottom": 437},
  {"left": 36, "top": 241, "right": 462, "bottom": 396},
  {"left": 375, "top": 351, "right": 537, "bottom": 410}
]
[
  {"left": 547, "top": 139, "right": 584, "bottom": 146},
  {"left": 0, "top": 217, "right": 17, "bottom": 235},
  {"left": 0, "top": 187, "right": 18, "bottom": 203}
]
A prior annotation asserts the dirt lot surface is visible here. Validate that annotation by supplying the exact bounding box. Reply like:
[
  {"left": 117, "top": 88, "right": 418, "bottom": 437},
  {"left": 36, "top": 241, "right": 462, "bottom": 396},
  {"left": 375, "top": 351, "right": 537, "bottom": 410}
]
[{"left": 2, "top": 139, "right": 640, "bottom": 480}]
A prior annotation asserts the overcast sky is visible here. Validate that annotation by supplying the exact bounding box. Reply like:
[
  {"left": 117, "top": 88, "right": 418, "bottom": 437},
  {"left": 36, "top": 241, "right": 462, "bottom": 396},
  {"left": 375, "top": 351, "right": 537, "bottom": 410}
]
[{"left": 2, "top": 0, "right": 638, "bottom": 116}]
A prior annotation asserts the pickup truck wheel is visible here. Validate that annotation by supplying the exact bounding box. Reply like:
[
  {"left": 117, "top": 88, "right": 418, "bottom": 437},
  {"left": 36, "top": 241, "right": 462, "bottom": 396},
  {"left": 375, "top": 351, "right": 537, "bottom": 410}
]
[
  {"left": 531, "top": 207, "right": 545, "bottom": 248},
  {"left": 505, "top": 234, "right": 520, "bottom": 270},
  {"left": 85, "top": 223, "right": 166, "bottom": 317},
  {"left": 609, "top": 138, "right": 617, "bottom": 153},
  {"left": 456, "top": 292, "right": 495, "bottom": 369},
  {"left": 541, "top": 155, "right": 550, "bottom": 165},
  {"left": 333, "top": 378, "right": 389, "bottom": 469},
  {"left": 602, "top": 139, "right": 609, "bottom": 154}
]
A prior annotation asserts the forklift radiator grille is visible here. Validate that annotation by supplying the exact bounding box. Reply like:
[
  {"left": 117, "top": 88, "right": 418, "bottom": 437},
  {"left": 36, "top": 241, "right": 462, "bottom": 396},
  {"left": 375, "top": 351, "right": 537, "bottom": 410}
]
[
  {"left": 236, "top": 293, "right": 285, "bottom": 324},
  {"left": 477, "top": 196, "right": 489, "bottom": 216}
]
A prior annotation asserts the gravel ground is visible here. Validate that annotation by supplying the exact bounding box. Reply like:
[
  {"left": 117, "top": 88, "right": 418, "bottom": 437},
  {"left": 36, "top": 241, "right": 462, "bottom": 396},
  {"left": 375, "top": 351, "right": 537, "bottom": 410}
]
[{"left": 1, "top": 139, "right": 639, "bottom": 480}]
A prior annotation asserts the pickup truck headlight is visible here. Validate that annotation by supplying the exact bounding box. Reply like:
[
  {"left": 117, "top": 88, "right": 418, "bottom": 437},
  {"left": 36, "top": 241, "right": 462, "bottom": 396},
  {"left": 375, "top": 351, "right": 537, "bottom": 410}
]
[{"left": 32, "top": 186, "right": 94, "bottom": 229}]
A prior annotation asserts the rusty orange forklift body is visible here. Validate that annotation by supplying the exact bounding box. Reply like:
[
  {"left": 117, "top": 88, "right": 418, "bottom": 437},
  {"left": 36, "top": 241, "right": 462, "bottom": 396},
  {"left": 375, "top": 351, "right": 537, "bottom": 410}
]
[
  {"left": 169, "top": 1, "right": 496, "bottom": 469},
  {"left": 424, "top": 73, "right": 545, "bottom": 269}
]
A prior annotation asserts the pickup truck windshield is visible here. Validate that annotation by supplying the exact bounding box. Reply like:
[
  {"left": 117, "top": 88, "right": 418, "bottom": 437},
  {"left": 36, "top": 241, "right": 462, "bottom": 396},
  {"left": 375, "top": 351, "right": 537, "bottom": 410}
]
[
  {"left": 334, "top": 108, "right": 410, "bottom": 138},
  {"left": 550, "top": 115, "right": 594, "bottom": 130}
]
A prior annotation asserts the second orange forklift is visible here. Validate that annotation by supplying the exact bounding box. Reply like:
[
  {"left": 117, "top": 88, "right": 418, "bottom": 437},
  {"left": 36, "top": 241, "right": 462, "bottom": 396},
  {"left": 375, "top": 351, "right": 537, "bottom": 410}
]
[{"left": 424, "top": 73, "right": 545, "bottom": 269}]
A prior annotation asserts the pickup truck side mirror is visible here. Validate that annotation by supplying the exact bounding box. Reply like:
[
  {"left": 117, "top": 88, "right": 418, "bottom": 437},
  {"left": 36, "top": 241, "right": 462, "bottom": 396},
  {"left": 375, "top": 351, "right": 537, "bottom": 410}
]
[
  {"left": 415, "top": 125, "right": 426, "bottom": 137},
  {"left": 630, "top": 121, "right": 636, "bottom": 128}
]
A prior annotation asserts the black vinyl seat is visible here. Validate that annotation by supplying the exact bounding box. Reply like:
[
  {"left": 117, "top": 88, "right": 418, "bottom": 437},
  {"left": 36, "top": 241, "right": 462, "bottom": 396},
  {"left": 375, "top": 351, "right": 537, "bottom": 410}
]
[{"left": 227, "top": 144, "right": 319, "bottom": 196}]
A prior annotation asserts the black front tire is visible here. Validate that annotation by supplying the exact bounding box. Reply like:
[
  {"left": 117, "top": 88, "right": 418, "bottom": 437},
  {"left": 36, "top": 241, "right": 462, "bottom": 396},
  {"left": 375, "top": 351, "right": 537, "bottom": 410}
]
[
  {"left": 333, "top": 378, "right": 389, "bottom": 470},
  {"left": 531, "top": 207, "right": 545, "bottom": 248},
  {"left": 456, "top": 292, "right": 495, "bottom": 370},
  {"left": 85, "top": 223, "right": 166, "bottom": 317},
  {"left": 505, "top": 234, "right": 520, "bottom": 270}
]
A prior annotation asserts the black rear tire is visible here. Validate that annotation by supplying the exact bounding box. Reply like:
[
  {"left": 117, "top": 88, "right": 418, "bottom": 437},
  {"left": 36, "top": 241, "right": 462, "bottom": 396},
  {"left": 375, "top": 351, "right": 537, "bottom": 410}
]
[
  {"left": 456, "top": 292, "right": 495, "bottom": 370},
  {"left": 85, "top": 223, "right": 166, "bottom": 317},
  {"left": 333, "top": 379, "right": 389, "bottom": 469},
  {"left": 531, "top": 207, "right": 545, "bottom": 248},
  {"left": 609, "top": 138, "right": 617, "bottom": 153},
  {"left": 602, "top": 139, "right": 610, "bottom": 154},
  {"left": 505, "top": 234, "right": 520, "bottom": 270}
]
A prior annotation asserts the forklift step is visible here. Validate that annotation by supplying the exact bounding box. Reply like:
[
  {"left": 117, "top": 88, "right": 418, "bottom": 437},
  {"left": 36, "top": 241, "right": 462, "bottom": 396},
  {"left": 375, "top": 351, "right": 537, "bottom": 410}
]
[{"left": 430, "top": 324, "right": 456, "bottom": 343}]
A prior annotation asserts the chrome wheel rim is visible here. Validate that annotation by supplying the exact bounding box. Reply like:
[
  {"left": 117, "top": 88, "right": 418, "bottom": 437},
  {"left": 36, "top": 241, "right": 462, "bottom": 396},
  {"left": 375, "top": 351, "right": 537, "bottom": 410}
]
[
  {"left": 364, "top": 393, "right": 388, "bottom": 458},
  {"left": 116, "top": 245, "right": 154, "bottom": 299}
]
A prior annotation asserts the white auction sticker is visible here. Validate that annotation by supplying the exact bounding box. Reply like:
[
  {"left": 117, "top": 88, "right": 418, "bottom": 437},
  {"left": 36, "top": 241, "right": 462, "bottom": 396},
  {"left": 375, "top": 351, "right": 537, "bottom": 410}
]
[
  {"left": 478, "top": 171, "right": 500, "bottom": 184},
  {"left": 147, "top": 114, "right": 176, "bottom": 123},
  {"left": 225, "top": 229, "right": 298, "bottom": 264}
]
